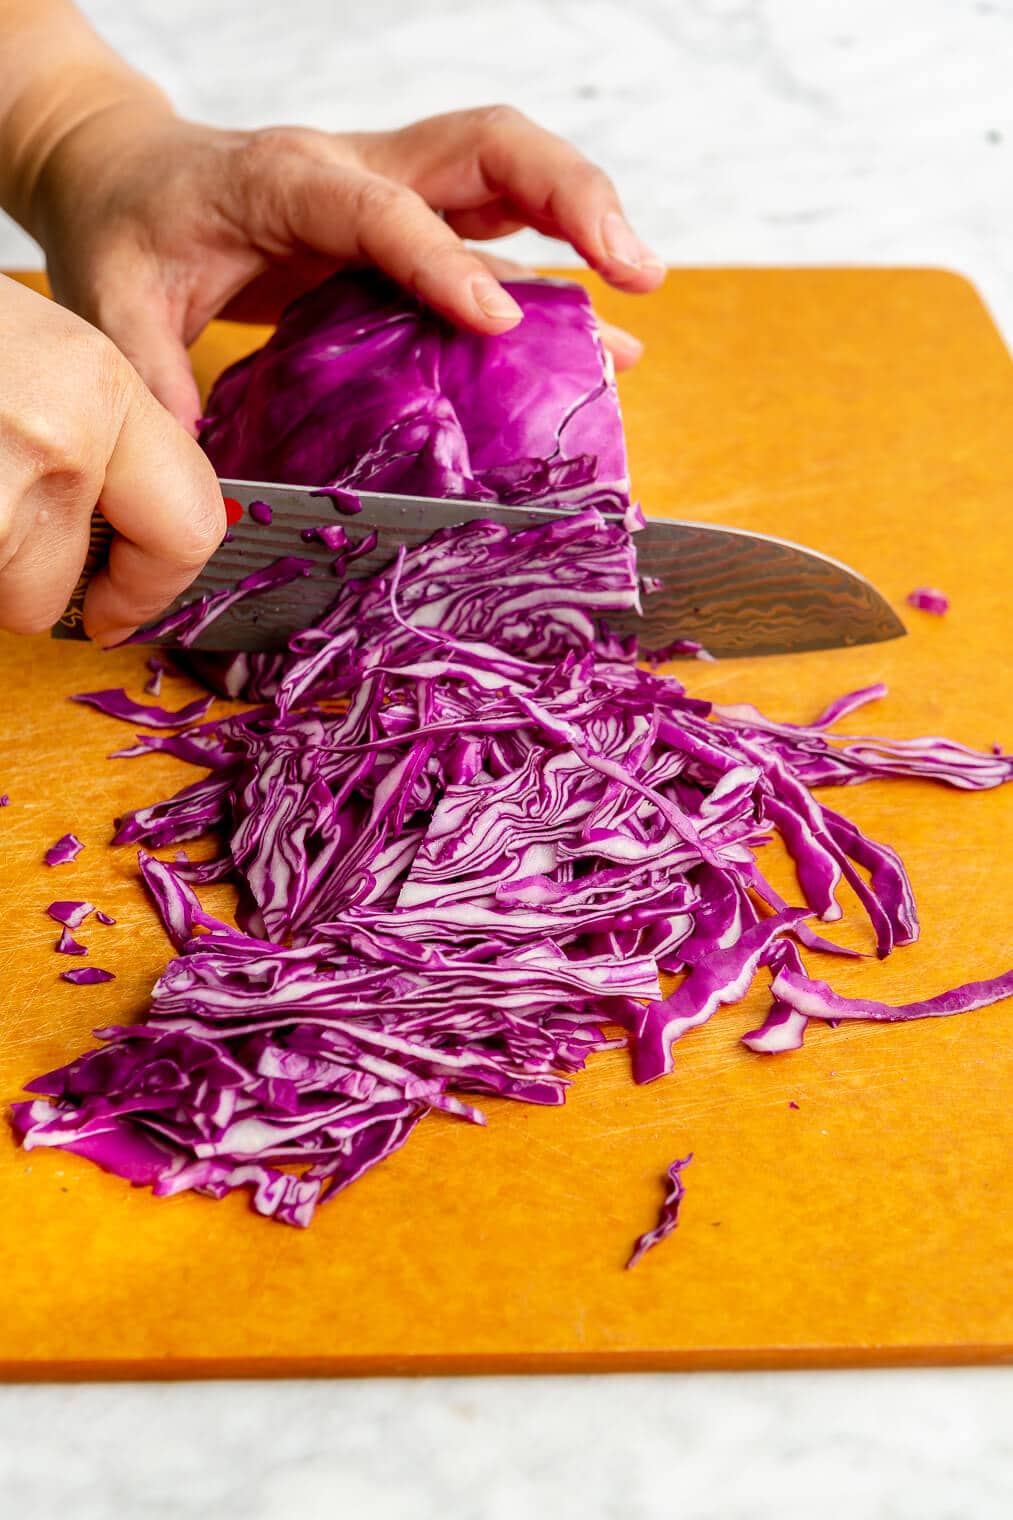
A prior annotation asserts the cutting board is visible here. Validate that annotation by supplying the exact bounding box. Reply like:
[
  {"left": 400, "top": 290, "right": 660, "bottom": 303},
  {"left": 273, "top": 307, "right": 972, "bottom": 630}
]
[{"left": 0, "top": 268, "right": 1010, "bottom": 1379}]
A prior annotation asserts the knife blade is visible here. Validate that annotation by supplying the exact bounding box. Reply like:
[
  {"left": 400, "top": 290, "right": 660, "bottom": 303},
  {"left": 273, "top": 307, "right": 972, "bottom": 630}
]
[{"left": 52, "top": 478, "right": 906, "bottom": 657}]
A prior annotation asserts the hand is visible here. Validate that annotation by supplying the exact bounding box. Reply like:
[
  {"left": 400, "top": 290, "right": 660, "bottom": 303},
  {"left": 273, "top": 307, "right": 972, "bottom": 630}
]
[
  {"left": 0, "top": 274, "right": 224, "bottom": 642},
  {"left": 27, "top": 103, "right": 665, "bottom": 432}
]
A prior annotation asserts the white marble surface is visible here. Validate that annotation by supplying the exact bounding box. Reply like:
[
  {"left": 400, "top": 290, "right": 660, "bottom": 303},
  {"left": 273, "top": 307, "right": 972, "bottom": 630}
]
[
  {"left": 2, "top": 1369, "right": 1012, "bottom": 1520},
  {"left": 2, "top": 1, "right": 1013, "bottom": 1515},
  {"left": 4, "top": 0, "right": 1013, "bottom": 340}
]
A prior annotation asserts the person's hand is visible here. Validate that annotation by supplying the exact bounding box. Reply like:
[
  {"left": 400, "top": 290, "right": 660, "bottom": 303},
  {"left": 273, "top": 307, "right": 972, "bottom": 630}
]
[
  {"left": 0, "top": 274, "right": 224, "bottom": 642},
  {"left": 26, "top": 103, "right": 665, "bottom": 432}
]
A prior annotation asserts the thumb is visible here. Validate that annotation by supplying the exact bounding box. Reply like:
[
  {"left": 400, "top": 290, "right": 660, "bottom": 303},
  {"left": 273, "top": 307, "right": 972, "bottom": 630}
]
[{"left": 99, "top": 303, "right": 204, "bottom": 437}]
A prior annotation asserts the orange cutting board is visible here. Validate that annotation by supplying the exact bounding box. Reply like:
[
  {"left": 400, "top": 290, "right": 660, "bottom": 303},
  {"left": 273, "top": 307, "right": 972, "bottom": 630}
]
[{"left": 0, "top": 268, "right": 1011, "bottom": 1379}]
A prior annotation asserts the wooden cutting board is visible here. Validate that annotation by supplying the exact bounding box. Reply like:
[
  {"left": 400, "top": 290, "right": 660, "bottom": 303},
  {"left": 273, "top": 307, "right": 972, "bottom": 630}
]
[{"left": 0, "top": 268, "right": 1010, "bottom": 1379}]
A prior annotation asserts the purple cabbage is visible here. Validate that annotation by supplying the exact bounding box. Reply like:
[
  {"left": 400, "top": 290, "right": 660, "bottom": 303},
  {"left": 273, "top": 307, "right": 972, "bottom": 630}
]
[
  {"left": 907, "top": 587, "right": 949, "bottom": 615},
  {"left": 312, "top": 487, "right": 362, "bottom": 516},
  {"left": 626, "top": 1155, "right": 692, "bottom": 1269},
  {"left": 144, "top": 656, "right": 171, "bottom": 697},
  {"left": 47, "top": 900, "right": 94, "bottom": 929},
  {"left": 72, "top": 690, "right": 214, "bottom": 728},
  {"left": 59, "top": 967, "right": 114, "bottom": 985},
  {"left": 44, "top": 833, "right": 84, "bottom": 866},
  {"left": 200, "top": 274, "right": 629, "bottom": 511},
  {"left": 55, "top": 927, "right": 87, "bottom": 955},
  {"left": 646, "top": 637, "right": 716, "bottom": 666},
  {"left": 771, "top": 966, "right": 1013, "bottom": 1023},
  {"left": 630, "top": 911, "right": 809, "bottom": 1083}
]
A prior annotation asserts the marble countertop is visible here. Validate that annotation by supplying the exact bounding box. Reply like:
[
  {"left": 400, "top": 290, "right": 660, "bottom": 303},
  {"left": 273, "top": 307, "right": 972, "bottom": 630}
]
[
  {"left": 2, "top": 1, "right": 1012, "bottom": 1515},
  {"left": 2, "top": 1369, "right": 1012, "bottom": 1520},
  {"left": 4, "top": 0, "right": 1013, "bottom": 341}
]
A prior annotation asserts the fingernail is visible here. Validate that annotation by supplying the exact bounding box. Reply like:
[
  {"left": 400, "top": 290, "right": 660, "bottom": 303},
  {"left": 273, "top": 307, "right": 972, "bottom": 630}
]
[
  {"left": 601, "top": 212, "right": 663, "bottom": 271},
  {"left": 473, "top": 278, "right": 523, "bottom": 324}
]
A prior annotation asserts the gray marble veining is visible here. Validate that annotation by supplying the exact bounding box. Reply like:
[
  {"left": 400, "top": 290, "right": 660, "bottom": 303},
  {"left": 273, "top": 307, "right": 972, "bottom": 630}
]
[{"left": 1, "top": 3, "right": 1011, "bottom": 1515}]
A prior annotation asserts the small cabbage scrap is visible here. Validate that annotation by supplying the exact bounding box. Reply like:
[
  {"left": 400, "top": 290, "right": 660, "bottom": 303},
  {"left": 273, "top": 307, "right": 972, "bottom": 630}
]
[
  {"left": 55, "top": 927, "right": 87, "bottom": 955},
  {"left": 144, "top": 656, "right": 168, "bottom": 698},
  {"left": 47, "top": 901, "right": 94, "bottom": 929},
  {"left": 907, "top": 587, "right": 949, "bottom": 615},
  {"left": 626, "top": 1155, "right": 693, "bottom": 1268},
  {"left": 44, "top": 833, "right": 84, "bottom": 866}
]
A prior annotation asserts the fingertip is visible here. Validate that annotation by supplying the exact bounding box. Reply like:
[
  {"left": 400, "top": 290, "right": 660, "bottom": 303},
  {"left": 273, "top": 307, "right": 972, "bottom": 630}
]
[
  {"left": 94, "top": 626, "right": 137, "bottom": 650},
  {"left": 629, "top": 261, "right": 667, "bottom": 293},
  {"left": 83, "top": 617, "right": 129, "bottom": 650},
  {"left": 473, "top": 312, "right": 524, "bottom": 336},
  {"left": 594, "top": 214, "right": 666, "bottom": 291},
  {"left": 597, "top": 261, "right": 667, "bottom": 295},
  {"left": 638, "top": 260, "right": 667, "bottom": 289},
  {"left": 81, "top": 574, "right": 121, "bottom": 647},
  {"left": 124, "top": 341, "right": 203, "bottom": 435},
  {"left": 598, "top": 321, "right": 645, "bottom": 370},
  {"left": 152, "top": 378, "right": 204, "bottom": 437}
]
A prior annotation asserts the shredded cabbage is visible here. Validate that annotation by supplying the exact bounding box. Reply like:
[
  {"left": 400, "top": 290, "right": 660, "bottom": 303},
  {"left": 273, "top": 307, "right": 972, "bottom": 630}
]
[
  {"left": 626, "top": 1155, "right": 693, "bottom": 1268},
  {"left": 72, "top": 690, "right": 214, "bottom": 728}
]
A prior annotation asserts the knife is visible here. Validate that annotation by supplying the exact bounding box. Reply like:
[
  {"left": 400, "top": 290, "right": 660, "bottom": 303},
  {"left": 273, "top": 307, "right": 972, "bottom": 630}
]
[{"left": 53, "top": 478, "right": 905, "bottom": 658}]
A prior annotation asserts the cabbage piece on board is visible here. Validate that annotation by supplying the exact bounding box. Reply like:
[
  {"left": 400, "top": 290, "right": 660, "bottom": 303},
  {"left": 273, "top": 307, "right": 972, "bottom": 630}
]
[{"left": 200, "top": 273, "right": 629, "bottom": 510}]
